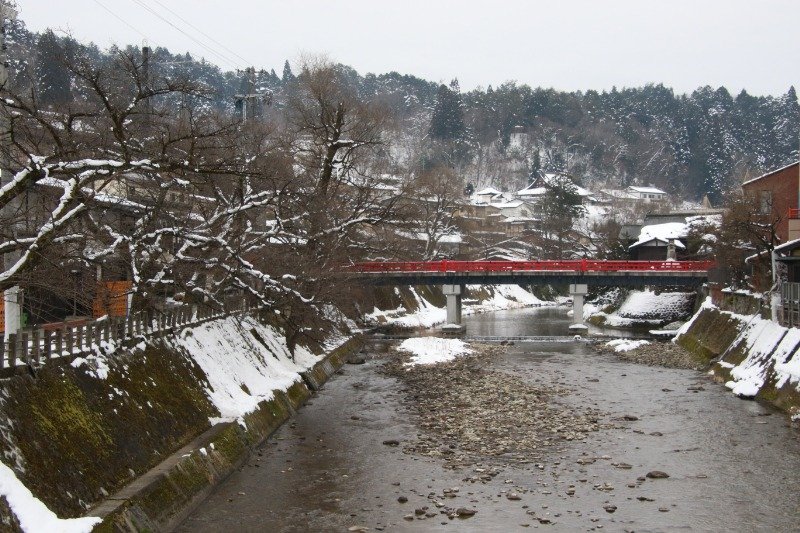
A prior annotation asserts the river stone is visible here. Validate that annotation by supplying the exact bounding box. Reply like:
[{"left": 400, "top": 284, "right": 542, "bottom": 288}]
[
  {"left": 603, "top": 505, "right": 617, "bottom": 513},
  {"left": 382, "top": 439, "right": 400, "bottom": 446},
  {"left": 456, "top": 508, "right": 477, "bottom": 517},
  {"left": 646, "top": 470, "right": 670, "bottom": 479},
  {"left": 397, "top": 496, "right": 408, "bottom": 503}
]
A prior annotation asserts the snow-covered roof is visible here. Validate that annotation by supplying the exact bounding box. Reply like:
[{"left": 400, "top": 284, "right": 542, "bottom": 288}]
[
  {"left": 503, "top": 216, "right": 539, "bottom": 223},
  {"left": 397, "top": 231, "right": 463, "bottom": 244},
  {"left": 741, "top": 161, "right": 799, "bottom": 187},
  {"left": 491, "top": 200, "right": 524, "bottom": 209},
  {"left": 599, "top": 189, "right": 639, "bottom": 199},
  {"left": 774, "top": 237, "right": 800, "bottom": 254},
  {"left": 516, "top": 186, "right": 547, "bottom": 197},
  {"left": 629, "top": 222, "right": 687, "bottom": 249},
  {"left": 475, "top": 187, "right": 502, "bottom": 196},
  {"left": 628, "top": 186, "right": 666, "bottom": 195},
  {"left": 517, "top": 173, "right": 593, "bottom": 197}
]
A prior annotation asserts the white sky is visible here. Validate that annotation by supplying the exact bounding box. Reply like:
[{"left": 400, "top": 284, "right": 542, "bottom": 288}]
[{"left": 13, "top": 0, "right": 800, "bottom": 96}]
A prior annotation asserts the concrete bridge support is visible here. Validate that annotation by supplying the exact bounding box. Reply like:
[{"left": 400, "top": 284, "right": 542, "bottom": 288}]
[
  {"left": 442, "top": 284, "right": 465, "bottom": 333},
  {"left": 569, "top": 283, "right": 588, "bottom": 331}
]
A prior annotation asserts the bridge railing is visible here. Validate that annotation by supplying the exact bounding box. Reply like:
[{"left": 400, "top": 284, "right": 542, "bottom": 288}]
[{"left": 349, "top": 259, "right": 716, "bottom": 274}]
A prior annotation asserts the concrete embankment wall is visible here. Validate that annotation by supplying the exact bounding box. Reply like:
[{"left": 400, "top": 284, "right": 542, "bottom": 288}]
[
  {"left": 0, "top": 313, "right": 362, "bottom": 532},
  {"left": 676, "top": 301, "right": 800, "bottom": 418}
]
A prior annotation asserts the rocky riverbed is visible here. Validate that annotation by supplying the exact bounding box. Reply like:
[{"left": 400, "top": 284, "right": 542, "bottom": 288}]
[
  {"left": 384, "top": 344, "right": 612, "bottom": 472},
  {"left": 595, "top": 340, "right": 706, "bottom": 370}
]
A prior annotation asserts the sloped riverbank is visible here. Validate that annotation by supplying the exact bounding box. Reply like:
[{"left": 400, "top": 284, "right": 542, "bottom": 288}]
[
  {"left": 0, "top": 313, "right": 362, "bottom": 532},
  {"left": 676, "top": 299, "right": 800, "bottom": 418}
]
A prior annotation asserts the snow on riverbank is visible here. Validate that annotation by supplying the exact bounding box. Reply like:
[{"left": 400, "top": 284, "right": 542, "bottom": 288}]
[
  {"left": 0, "top": 462, "right": 100, "bottom": 533},
  {"left": 587, "top": 289, "right": 694, "bottom": 327},
  {"left": 367, "top": 284, "right": 552, "bottom": 329},
  {"left": 398, "top": 337, "right": 472, "bottom": 367},
  {"left": 605, "top": 339, "right": 650, "bottom": 352},
  {"left": 676, "top": 300, "right": 800, "bottom": 415},
  {"left": 174, "top": 314, "right": 323, "bottom": 425}
]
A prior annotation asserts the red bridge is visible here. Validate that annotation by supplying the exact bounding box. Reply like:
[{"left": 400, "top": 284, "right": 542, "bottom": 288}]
[
  {"left": 352, "top": 259, "right": 715, "bottom": 274},
  {"left": 350, "top": 259, "right": 715, "bottom": 331}
]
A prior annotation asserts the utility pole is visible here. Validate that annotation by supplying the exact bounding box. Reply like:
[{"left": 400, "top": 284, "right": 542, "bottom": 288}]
[{"left": 0, "top": 1, "right": 19, "bottom": 339}]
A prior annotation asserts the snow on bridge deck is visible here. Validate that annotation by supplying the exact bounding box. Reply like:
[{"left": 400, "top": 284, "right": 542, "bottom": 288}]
[{"left": 349, "top": 260, "right": 714, "bottom": 287}]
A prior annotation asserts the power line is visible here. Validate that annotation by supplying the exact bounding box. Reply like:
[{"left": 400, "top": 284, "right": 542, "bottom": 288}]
[
  {"left": 146, "top": 0, "right": 253, "bottom": 67},
  {"left": 128, "top": 0, "right": 244, "bottom": 69},
  {"left": 92, "top": 0, "right": 151, "bottom": 42}
]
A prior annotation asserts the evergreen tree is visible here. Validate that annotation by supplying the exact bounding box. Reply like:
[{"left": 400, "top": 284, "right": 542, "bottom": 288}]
[
  {"left": 35, "top": 30, "right": 71, "bottom": 105},
  {"left": 282, "top": 60, "right": 294, "bottom": 83},
  {"left": 539, "top": 176, "right": 584, "bottom": 259},
  {"left": 772, "top": 86, "right": 800, "bottom": 165},
  {"left": 529, "top": 151, "right": 541, "bottom": 184},
  {"left": 429, "top": 81, "right": 465, "bottom": 141}
]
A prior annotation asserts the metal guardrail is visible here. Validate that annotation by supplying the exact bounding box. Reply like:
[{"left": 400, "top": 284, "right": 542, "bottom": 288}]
[{"left": 0, "top": 298, "right": 255, "bottom": 371}]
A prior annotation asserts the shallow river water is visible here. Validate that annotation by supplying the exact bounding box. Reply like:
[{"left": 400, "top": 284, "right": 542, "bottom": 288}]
[{"left": 178, "top": 307, "right": 800, "bottom": 532}]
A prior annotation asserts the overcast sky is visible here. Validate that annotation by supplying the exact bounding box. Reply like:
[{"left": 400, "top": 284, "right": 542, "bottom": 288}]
[{"left": 13, "top": 0, "right": 800, "bottom": 96}]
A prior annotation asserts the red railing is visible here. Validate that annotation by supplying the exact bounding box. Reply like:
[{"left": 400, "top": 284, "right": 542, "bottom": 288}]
[
  {"left": 350, "top": 259, "right": 716, "bottom": 274},
  {"left": 789, "top": 208, "right": 800, "bottom": 219}
]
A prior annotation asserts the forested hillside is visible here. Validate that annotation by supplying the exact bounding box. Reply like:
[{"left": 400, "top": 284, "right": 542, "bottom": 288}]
[{"left": 12, "top": 20, "right": 799, "bottom": 203}]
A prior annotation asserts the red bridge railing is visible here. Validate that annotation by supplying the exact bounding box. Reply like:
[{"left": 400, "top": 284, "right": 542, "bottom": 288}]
[
  {"left": 789, "top": 208, "right": 800, "bottom": 220},
  {"left": 350, "top": 259, "right": 716, "bottom": 274}
]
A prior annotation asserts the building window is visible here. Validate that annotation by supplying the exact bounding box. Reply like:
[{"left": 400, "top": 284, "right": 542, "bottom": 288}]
[{"left": 760, "top": 190, "right": 772, "bottom": 214}]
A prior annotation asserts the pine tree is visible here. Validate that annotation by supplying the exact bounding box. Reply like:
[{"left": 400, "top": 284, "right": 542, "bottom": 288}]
[
  {"left": 529, "top": 151, "right": 541, "bottom": 184},
  {"left": 772, "top": 86, "right": 800, "bottom": 165},
  {"left": 429, "top": 82, "right": 465, "bottom": 141},
  {"left": 540, "top": 176, "right": 584, "bottom": 259},
  {"left": 35, "top": 30, "right": 71, "bottom": 105},
  {"left": 282, "top": 60, "right": 294, "bottom": 83}
]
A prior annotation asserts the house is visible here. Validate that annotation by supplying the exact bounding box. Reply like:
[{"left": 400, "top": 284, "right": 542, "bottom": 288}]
[
  {"left": 627, "top": 185, "right": 667, "bottom": 201},
  {"left": 473, "top": 187, "right": 505, "bottom": 205},
  {"left": 628, "top": 222, "right": 686, "bottom": 260},
  {"left": 626, "top": 214, "right": 720, "bottom": 261},
  {"left": 741, "top": 161, "right": 800, "bottom": 244},
  {"left": 516, "top": 173, "right": 596, "bottom": 205}
]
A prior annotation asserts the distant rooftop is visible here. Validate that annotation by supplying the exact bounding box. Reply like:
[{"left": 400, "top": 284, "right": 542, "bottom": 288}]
[{"left": 628, "top": 185, "right": 666, "bottom": 195}]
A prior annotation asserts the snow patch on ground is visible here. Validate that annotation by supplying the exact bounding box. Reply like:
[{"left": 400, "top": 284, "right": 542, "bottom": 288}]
[
  {"left": 724, "top": 318, "right": 787, "bottom": 398},
  {"left": 0, "top": 461, "right": 100, "bottom": 533},
  {"left": 173, "top": 314, "right": 320, "bottom": 425},
  {"left": 589, "top": 290, "right": 693, "bottom": 326},
  {"left": 367, "top": 284, "right": 551, "bottom": 329},
  {"left": 605, "top": 339, "right": 650, "bottom": 352},
  {"left": 398, "top": 337, "right": 472, "bottom": 367}
]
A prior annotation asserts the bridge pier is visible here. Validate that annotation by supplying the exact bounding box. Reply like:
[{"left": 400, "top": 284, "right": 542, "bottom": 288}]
[
  {"left": 442, "top": 284, "right": 465, "bottom": 333},
  {"left": 569, "top": 283, "right": 588, "bottom": 331}
]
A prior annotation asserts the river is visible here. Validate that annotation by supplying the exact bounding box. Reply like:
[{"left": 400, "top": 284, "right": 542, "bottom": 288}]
[{"left": 178, "top": 306, "right": 800, "bottom": 532}]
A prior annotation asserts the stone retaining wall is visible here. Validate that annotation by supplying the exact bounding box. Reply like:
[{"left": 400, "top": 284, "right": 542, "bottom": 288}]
[
  {"left": 0, "top": 315, "right": 363, "bottom": 532},
  {"left": 676, "top": 305, "right": 800, "bottom": 418},
  {"left": 93, "top": 335, "right": 362, "bottom": 532}
]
